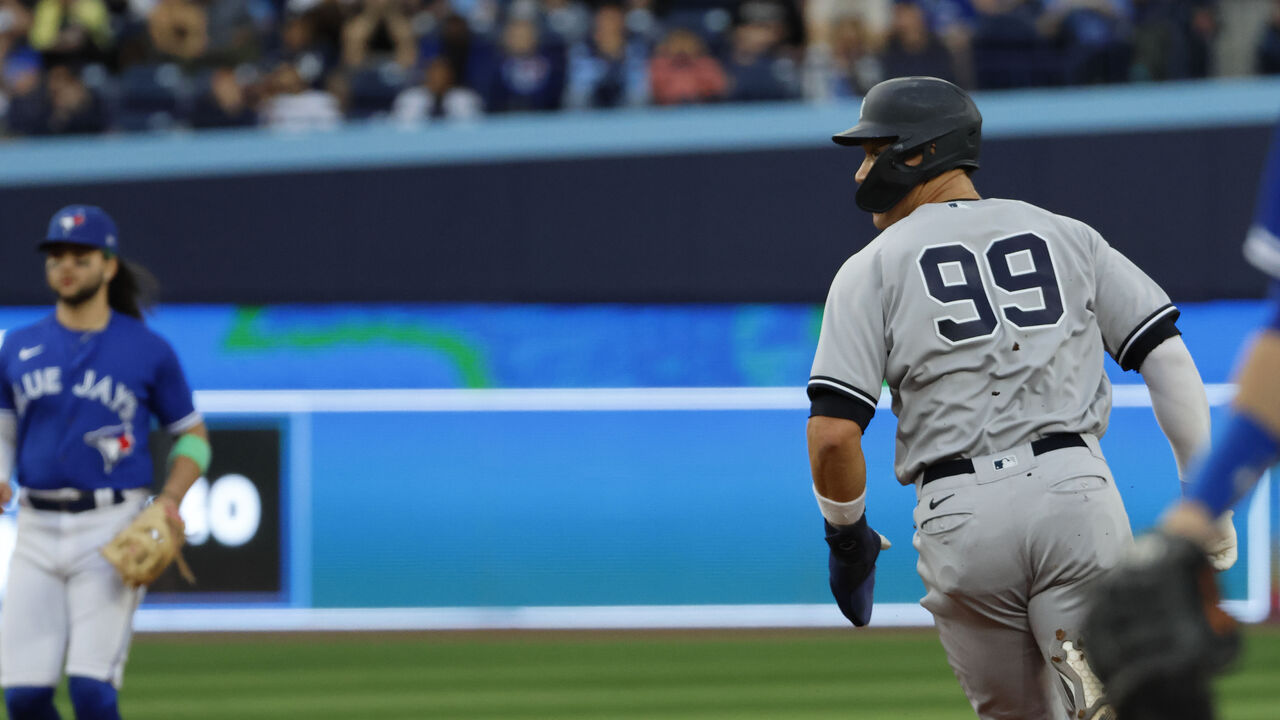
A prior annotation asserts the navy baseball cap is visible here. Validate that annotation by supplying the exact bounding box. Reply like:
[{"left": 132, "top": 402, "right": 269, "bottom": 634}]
[{"left": 39, "top": 205, "right": 120, "bottom": 255}]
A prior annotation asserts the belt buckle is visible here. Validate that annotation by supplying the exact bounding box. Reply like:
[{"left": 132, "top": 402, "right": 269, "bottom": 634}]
[{"left": 94, "top": 488, "right": 116, "bottom": 510}]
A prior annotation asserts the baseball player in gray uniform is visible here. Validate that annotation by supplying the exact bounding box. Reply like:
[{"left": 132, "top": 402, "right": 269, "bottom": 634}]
[{"left": 806, "top": 77, "right": 1233, "bottom": 720}]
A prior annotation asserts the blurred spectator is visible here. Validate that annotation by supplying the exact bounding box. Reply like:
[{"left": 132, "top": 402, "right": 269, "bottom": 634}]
[
  {"left": 419, "top": 11, "right": 495, "bottom": 90},
  {"left": 773, "top": 0, "right": 808, "bottom": 49},
  {"left": 1130, "top": 0, "right": 1216, "bottom": 80},
  {"left": 880, "top": 1, "right": 957, "bottom": 82},
  {"left": 342, "top": 0, "right": 417, "bottom": 70},
  {"left": 542, "top": 0, "right": 592, "bottom": 49},
  {"left": 725, "top": 0, "right": 800, "bottom": 102},
  {"left": 189, "top": 64, "right": 256, "bottom": 126},
  {"left": 111, "top": 0, "right": 157, "bottom": 68},
  {"left": 346, "top": 60, "right": 409, "bottom": 117},
  {"left": 325, "top": 66, "right": 351, "bottom": 115},
  {"left": 915, "top": 0, "right": 980, "bottom": 37},
  {"left": 202, "top": 0, "right": 274, "bottom": 65},
  {"left": 115, "top": 60, "right": 185, "bottom": 129},
  {"left": 1039, "top": 0, "right": 1132, "bottom": 83},
  {"left": 0, "top": 0, "right": 1257, "bottom": 137},
  {"left": 455, "top": 0, "right": 500, "bottom": 36},
  {"left": 295, "top": 0, "right": 347, "bottom": 64},
  {"left": 392, "top": 55, "right": 482, "bottom": 121},
  {"left": 806, "top": 0, "right": 892, "bottom": 54},
  {"left": 269, "top": 12, "right": 333, "bottom": 86},
  {"left": 22, "top": 63, "right": 108, "bottom": 133},
  {"left": 621, "top": 0, "right": 662, "bottom": 46},
  {"left": 259, "top": 60, "right": 341, "bottom": 129},
  {"left": 0, "top": 0, "right": 33, "bottom": 59},
  {"left": 484, "top": 16, "right": 564, "bottom": 112},
  {"left": 3, "top": 51, "right": 46, "bottom": 134},
  {"left": 565, "top": 3, "right": 648, "bottom": 109},
  {"left": 1261, "top": 0, "right": 1280, "bottom": 74},
  {"left": 836, "top": 15, "right": 884, "bottom": 93},
  {"left": 803, "top": 12, "right": 882, "bottom": 99},
  {"left": 649, "top": 27, "right": 726, "bottom": 105},
  {"left": 969, "top": 0, "right": 1044, "bottom": 88},
  {"left": 29, "top": 0, "right": 114, "bottom": 66},
  {"left": 148, "top": 0, "right": 207, "bottom": 62},
  {"left": 913, "top": 0, "right": 977, "bottom": 87}
]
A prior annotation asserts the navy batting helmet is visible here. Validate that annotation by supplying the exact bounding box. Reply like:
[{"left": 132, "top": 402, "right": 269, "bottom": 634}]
[{"left": 833, "top": 77, "right": 982, "bottom": 214}]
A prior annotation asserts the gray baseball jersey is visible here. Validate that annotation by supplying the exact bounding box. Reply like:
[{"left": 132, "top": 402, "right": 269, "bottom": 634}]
[{"left": 809, "top": 198, "right": 1179, "bottom": 484}]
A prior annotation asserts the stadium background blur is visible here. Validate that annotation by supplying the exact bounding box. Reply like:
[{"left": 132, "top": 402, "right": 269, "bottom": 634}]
[
  {"left": 0, "top": 0, "right": 1274, "bottom": 132},
  {"left": 0, "top": 2, "right": 1279, "bottom": 716}
]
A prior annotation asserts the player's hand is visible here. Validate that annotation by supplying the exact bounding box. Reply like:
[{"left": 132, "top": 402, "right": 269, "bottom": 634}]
[
  {"left": 1204, "top": 510, "right": 1238, "bottom": 572},
  {"left": 825, "top": 515, "right": 888, "bottom": 627},
  {"left": 0, "top": 482, "right": 12, "bottom": 512},
  {"left": 1160, "top": 500, "right": 1216, "bottom": 545},
  {"left": 1161, "top": 501, "right": 1236, "bottom": 570},
  {"left": 154, "top": 493, "right": 184, "bottom": 534}
]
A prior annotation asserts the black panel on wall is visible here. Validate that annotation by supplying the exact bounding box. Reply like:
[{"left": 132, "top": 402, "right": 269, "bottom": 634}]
[{"left": 0, "top": 123, "right": 1269, "bottom": 305}]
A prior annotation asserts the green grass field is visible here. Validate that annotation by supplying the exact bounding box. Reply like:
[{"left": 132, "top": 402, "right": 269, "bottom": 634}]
[{"left": 16, "top": 626, "right": 1280, "bottom": 719}]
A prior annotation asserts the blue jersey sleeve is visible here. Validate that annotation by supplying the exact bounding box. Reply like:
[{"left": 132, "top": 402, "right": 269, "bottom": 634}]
[
  {"left": 1245, "top": 122, "right": 1280, "bottom": 279},
  {"left": 1271, "top": 282, "right": 1280, "bottom": 332},
  {"left": 151, "top": 338, "right": 199, "bottom": 432},
  {"left": 0, "top": 335, "right": 13, "bottom": 413},
  {"left": 1185, "top": 412, "right": 1279, "bottom": 516}
]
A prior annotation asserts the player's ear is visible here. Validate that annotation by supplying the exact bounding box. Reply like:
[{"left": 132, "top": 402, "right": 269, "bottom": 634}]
[{"left": 103, "top": 252, "right": 119, "bottom": 282}]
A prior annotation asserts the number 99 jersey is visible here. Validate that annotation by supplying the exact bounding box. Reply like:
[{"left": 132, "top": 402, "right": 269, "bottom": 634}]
[{"left": 809, "top": 198, "right": 1180, "bottom": 485}]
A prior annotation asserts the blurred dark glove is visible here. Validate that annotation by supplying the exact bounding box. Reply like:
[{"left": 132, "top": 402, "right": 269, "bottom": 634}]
[{"left": 1083, "top": 532, "right": 1240, "bottom": 720}]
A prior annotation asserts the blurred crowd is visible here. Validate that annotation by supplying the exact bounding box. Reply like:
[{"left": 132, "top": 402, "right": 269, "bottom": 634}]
[{"left": 0, "top": 0, "right": 1271, "bottom": 136}]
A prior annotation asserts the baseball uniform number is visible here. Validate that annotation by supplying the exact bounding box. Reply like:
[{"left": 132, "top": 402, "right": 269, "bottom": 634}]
[{"left": 918, "top": 233, "right": 1064, "bottom": 344}]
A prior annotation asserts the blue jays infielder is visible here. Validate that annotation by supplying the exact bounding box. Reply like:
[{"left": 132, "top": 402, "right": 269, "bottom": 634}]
[
  {"left": 1162, "top": 120, "right": 1280, "bottom": 561},
  {"left": 1080, "top": 120, "right": 1280, "bottom": 720},
  {"left": 0, "top": 206, "right": 210, "bottom": 720}
]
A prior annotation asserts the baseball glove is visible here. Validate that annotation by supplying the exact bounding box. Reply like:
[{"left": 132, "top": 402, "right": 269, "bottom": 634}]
[
  {"left": 100, "top": 501, "right": 195, "bottom": 587},
  {"left": 1082, "top": 532, "right": 1240, "bottom": 720}
]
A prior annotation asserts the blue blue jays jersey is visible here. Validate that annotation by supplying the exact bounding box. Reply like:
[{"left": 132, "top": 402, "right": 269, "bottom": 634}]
[
  {"left": 0, "top": 313, "right": 199, "bottom": 491},
  {"left": 1246, "top": 121, "right": 1280, "bottom": 282}
]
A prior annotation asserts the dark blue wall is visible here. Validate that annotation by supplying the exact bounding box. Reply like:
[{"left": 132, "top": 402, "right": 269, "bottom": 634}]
[{"left": 0, "top": 123, "right": 1269, "bottom": 304}]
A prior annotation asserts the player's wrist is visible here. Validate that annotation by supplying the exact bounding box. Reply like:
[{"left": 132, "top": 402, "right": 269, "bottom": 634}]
[
  {"left": 155, "top": 493, "right": 184, "bottom": 529},
  {"left": 1185, "top": 412, "right": 1278, "bottom": 515},
  {"left": 1160, "top": 500, "right": 1217, "bottom": 547},
  {"left": 156, "top": 490, "right": 183, "bottom": 512},
  {"left": 813, "top": 485, "right": 866, "bottom": 526}
]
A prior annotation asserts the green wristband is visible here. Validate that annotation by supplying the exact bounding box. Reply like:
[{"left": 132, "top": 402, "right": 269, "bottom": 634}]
[{"left": 169, "top": 433, "right": 211, "bottom": 474}]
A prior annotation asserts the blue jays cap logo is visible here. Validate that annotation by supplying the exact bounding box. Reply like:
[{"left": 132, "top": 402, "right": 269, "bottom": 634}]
[{"left": 59, "top": 212, "right": 87, "bottom": 233}]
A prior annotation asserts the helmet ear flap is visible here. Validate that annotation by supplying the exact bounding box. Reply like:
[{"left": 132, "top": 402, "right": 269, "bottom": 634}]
[
  {"left": 856, "top": 150, "right": 925, "bottom": 213},
  {"left": 833, "top": 76, "right": 983, "bottom": 215},
  {"left": 853, "top": 127, "right": 980, "bottom": 214}
]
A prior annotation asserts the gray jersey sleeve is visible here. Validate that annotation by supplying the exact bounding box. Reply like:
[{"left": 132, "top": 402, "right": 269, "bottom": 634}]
[
  {"left": 1089, "top": 226, "right": 1180, "bottom": 371},
  {"left": 808, "top": 247, "right": 887, "bottom": 429}
]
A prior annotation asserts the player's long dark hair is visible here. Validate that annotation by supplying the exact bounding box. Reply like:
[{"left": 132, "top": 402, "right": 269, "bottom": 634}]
[{"left": 107, "top": 258, "right": 158, "bottom": 319}]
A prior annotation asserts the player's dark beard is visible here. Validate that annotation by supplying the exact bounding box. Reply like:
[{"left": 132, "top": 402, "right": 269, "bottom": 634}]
[{"left": 57, "top": 274, "right": 106, "bottom": 308}]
